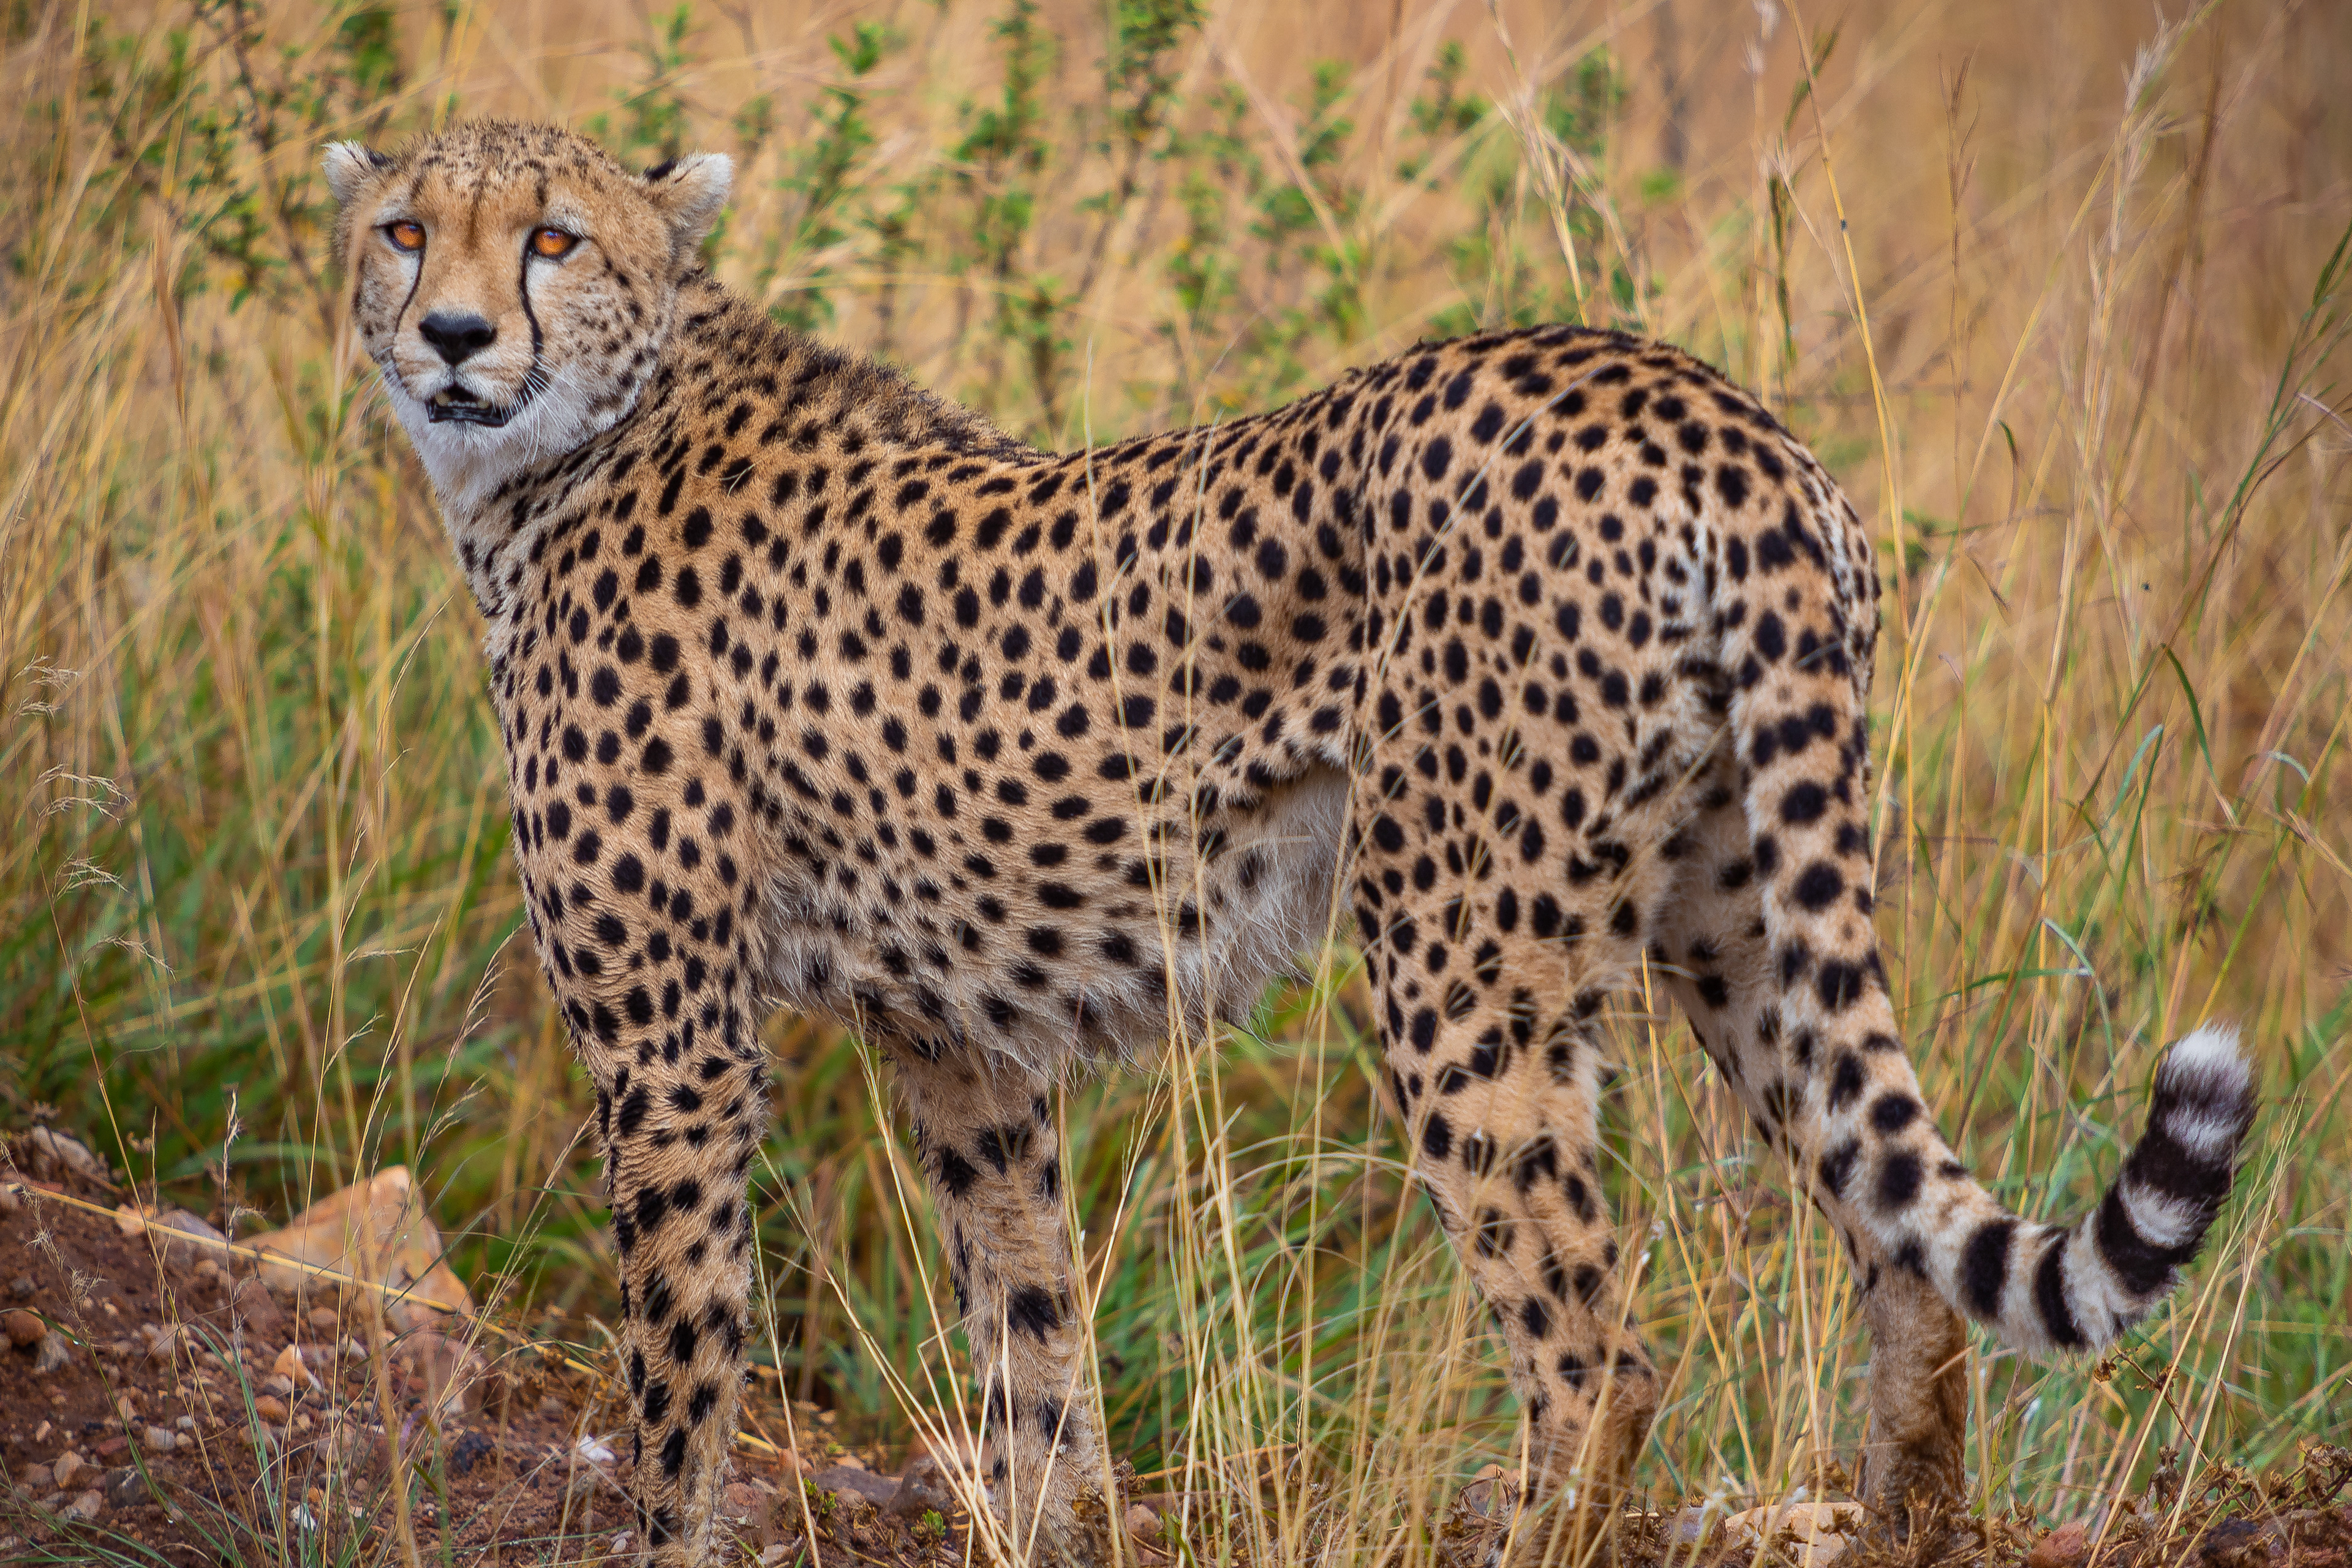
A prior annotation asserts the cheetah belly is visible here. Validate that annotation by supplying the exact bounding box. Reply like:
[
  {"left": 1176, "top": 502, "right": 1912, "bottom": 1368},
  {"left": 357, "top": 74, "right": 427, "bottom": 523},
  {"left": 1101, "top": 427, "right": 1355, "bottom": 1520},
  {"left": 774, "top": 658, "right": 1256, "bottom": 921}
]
[
  {"left": 1182, "top": 763, "right": 1352, "bottom": 1036},
  {"left": 757, "top": 763, "right": 1351, "bottom": 1070}
]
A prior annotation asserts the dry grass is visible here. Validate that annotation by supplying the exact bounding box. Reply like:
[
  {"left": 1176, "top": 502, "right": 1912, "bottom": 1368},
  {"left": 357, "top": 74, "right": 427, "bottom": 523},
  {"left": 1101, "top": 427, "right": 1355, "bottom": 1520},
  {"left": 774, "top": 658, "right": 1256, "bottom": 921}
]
[{"left": 2, "top": 0, "right": 2347, "bottom": 1561}]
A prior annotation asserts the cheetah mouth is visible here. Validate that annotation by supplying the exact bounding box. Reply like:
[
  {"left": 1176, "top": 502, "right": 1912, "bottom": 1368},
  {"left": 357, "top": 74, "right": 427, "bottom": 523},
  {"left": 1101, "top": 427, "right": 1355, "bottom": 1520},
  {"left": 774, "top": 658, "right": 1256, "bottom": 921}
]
[{"left": 426, "top": 387, "right": 513, "bottom": 427}]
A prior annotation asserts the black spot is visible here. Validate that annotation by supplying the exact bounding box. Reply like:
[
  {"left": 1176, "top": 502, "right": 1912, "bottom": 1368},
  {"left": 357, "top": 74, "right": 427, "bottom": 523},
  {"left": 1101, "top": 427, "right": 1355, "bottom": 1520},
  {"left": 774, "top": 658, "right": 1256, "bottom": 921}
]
[
  {"left": 1869, "top": 1094, "right": 1920, "bottom": 1134},
  {"left": 1877, "top": 1150, "right": 1923, "bottom": 1208},
  {"left": 1006, "top": 1285, "right": 1061, "bottom": 1340},
  {"left": 1422, "top": 1113, "right": 1453, "bottom": 1161},
  {"left": 1792, "top": 861, "right": 1844, "bottom": 910}
]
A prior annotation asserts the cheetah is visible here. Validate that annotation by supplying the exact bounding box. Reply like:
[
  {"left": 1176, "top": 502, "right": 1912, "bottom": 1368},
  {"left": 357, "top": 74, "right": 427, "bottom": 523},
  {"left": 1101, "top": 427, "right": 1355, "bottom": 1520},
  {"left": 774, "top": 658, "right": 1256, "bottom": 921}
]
[{"left": 323, "top": 121, "right": 2257, "bottom": 1566}]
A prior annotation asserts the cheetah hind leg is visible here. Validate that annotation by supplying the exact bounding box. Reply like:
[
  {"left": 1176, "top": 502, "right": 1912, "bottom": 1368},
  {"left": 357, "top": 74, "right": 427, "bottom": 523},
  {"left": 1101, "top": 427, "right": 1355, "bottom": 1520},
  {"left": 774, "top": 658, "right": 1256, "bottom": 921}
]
[
  {"left": 1645, "top": 760, "right": 1967, "bottom": 1551},
  {"left": 1365, "top": 995, "right": 1662, "bottom": 1562},
  {"left": 895, "top": 1049, "right": 1120, "bottom": 1566}
]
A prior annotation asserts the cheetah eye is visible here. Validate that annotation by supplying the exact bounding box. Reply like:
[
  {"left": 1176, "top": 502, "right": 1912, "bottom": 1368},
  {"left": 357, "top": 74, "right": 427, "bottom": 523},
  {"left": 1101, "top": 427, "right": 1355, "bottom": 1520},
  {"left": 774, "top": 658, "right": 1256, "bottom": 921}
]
[
  {"left": 383, "top": 220, "right": 425, "bottom": 253},
  {"left": 530, "top": 227, "right": 579, "bottom": 259}
]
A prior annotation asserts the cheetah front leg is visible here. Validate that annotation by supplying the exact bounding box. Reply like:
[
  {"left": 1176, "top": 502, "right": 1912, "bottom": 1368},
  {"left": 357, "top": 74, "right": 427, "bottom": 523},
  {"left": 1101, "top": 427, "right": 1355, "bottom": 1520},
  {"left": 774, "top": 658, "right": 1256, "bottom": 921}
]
[
  {"left": 516, "top": 842, "right": 774, "bottom": 1561},
  {"left": 895, "top": 1050, "right": 1115, "bottom": 1566},
  {"left": 1647, "top": 758, "right": 1967, "bottom": 1539}
]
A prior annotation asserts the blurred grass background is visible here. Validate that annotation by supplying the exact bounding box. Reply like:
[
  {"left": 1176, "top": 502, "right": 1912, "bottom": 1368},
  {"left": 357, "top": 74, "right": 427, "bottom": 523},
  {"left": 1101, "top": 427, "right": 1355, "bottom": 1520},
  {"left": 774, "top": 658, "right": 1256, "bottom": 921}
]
[{"left": 2, "top": 0, "right": 2348, "bottom": 1556}]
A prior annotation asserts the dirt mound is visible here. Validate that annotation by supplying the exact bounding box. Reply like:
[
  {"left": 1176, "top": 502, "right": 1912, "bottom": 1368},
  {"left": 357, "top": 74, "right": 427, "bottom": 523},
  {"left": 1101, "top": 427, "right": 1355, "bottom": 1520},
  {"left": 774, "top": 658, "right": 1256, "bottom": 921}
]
[{"left": 0, "top": 1131, "right": 994, "bottom": 1565}]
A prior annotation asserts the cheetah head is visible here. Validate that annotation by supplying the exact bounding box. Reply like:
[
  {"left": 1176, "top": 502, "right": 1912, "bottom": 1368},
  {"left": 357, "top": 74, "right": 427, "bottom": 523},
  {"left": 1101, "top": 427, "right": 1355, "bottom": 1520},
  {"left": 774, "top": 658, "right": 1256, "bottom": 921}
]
[{"left": 323, "top": 121, "right": 730, "bottom": 505}]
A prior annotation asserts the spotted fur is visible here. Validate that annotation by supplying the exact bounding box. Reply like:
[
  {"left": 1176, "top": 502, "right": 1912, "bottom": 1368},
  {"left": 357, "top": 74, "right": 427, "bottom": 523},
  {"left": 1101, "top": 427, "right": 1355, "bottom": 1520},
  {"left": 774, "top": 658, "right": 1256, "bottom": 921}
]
[{"left": 326, "top": 122, "right": 2258, "bottom": 1564}]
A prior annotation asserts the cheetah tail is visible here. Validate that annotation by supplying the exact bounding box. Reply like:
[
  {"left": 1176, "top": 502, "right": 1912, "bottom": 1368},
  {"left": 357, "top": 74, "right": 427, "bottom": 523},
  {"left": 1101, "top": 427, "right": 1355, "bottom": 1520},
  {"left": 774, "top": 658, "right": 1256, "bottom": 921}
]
[{"left": 1951, "top": 1023, "right": 2259, "bottom": 1356}]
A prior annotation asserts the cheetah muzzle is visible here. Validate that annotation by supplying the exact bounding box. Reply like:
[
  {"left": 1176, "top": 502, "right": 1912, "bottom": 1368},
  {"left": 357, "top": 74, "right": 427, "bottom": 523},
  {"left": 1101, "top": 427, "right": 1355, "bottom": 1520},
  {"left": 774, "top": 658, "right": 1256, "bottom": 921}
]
[{"left": 325, "top": 121, "right": 2260, "bottom": 1567}]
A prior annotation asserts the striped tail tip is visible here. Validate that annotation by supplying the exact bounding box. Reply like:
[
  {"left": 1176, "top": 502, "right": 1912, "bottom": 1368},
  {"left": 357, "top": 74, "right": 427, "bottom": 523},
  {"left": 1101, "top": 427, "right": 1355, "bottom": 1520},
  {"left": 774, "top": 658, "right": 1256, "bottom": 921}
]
[{"left": 2019, "top": 1025, "right": 2257, "bottom": 1354}]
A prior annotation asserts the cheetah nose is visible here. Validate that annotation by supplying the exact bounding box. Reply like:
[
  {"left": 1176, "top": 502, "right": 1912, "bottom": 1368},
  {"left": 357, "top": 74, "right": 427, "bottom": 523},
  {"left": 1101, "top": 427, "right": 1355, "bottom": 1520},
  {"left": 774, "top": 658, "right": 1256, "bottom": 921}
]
[{"left": 419, "top": 310, "right": 498, "bottom": 366}]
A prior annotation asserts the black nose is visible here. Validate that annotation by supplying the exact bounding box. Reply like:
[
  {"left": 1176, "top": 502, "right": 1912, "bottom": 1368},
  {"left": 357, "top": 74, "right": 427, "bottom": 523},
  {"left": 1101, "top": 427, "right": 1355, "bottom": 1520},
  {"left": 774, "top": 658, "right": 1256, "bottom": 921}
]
[{"left": 418, "top": 311, "right": 497, "bottom": 366}]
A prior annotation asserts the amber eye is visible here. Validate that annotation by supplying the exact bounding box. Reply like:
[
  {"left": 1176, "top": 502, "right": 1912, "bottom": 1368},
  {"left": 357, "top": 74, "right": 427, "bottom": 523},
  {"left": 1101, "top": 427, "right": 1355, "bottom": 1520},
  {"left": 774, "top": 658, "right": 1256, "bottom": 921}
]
[
  {"left": 384, "top": 220, "right": 425, "bottom": 252},
  {"left": 530, "top": 227, "right": 579, "bottom": 259}
]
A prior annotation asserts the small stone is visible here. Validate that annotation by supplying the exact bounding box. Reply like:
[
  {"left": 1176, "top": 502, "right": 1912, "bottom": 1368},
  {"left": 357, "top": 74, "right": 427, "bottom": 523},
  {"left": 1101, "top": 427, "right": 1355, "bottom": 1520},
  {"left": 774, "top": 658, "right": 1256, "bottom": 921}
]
[
  {"left": 104, "top": 1466, "right": 146, "bottom": 1507},
  {"left": 61, "top": 1487, "right": 104, "bottom": 1523},
  {"left": 7, "top": 1275, "right": 32, "bottom": 1300},
  {"left": 2029, "top": 1521, "right": 2092, "bottom": 1568},
  {"left": 19, "top": 1464, "right": 51, "bottom": 1493},
  {"left": 1126, "top": 1502, "right": 1163, "bottom": 1540},
  {"left": 26, "top": 1128, "right": 106, "bottom": 1183},
  {"left": 724, "top": 1480, "right": 764, "bottom": 1518},
  {"left": 272, "top": 1343, "right": 319, "bottom": 1388},
  {"left": 252, "top": 1394, "right": 289, "bottom": 1423},
  {"left": 115, "top": 1204, "right": 148, "bottom": 1237},
  {"left": 229, "top": 1276, "right": 284, "bottom": 1333},
  {"left": 2, "top": 1308, "right": 42, "bottom": 1348},
  {"left": 1457, "top": 1462, "right": 1514, "bottom": 1520},
  {"left": 447, "top": 1429, "right": 495, "bottom": 1477},
  {"left": 260, "top": 1373, "right": 295, "bottom": 1397},
  {"left": 391, "top": 1330, "right": 486, "bottom": 1414},
  {"left": 143, "top": 1425, "right": 179, "bottom": 1453},
  {"left": 760, "top": 1547, "right": 791, "bottom": 1567},
  {"left": 96, "top": 1435, "right": 127, "bottom": 1459},
  {"left": 885, "top": 1453, "right": 957, "bottom": 1519},
  {"left": 309, "top": 1307, "right": 340, "bottom": 1333},
  {"left": 811, "top": 1464, "right": 899, "bottom": 1506},
  {"left": 51, "top": 1451, "right": 83, "bottom": 1487}
]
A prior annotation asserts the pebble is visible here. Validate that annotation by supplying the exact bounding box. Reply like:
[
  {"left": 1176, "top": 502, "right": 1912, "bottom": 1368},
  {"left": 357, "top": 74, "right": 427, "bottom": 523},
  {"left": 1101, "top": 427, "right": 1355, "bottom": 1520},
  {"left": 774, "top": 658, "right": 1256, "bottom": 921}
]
[
  {"left": 104, "top": 1466, "right": 146, "bottom": 1507},
  {"left": 253, "top": 1394, "right": 290, "bottom": 1423},
  {"left": 272, "top": 1344, "right": 319, "bottom": 1387},
  {"left": 60, "top": 1488, "right": 104, "bottom": 1523},
  {"left": 2, "top": 1308, "right": 42, "bottom": 1348},
  {"left": 144, "top": 1425, "right": 179, "bottom": 1453},
  {"left": 18, "top": 1464, "right": 51, "bottom": 1492},
  {"left": 51, "top": 1451, "right": 83, "bottom": 1487},
  {"left": 7, "top": 1276, "right": 32, "bottom": 1300},
  {"left": 309, "top": 1307, "right": 341, "bottom": 1333},
  {"left": 32, "top": 1330, "right": 70, "bottom": 1374},
  {"left": 229, "top": 1276, "right": 284, "bottom": 1333},
  {"left": 1126, "top": 1502, "right": 1163, "bottom": 1540},
  {"left": 2028, "top": 1520, "right": 2092, "bottom": 1568}
]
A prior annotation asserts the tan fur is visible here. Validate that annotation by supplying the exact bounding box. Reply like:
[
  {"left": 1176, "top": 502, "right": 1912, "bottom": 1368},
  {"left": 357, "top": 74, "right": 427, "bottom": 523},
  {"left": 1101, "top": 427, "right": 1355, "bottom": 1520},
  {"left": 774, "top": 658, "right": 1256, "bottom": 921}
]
[{"left": 330, "top": 122, "right": 2255, "bottom": 1567}]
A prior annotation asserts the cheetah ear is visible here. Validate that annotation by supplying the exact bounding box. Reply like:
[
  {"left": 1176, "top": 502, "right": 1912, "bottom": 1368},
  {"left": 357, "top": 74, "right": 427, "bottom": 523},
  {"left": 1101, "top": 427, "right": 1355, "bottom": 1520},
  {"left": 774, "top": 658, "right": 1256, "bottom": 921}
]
[
  {"left": 322, "top": 141, "right": 396, "bottom": 209},
  {"left": 641, "top": 151, "right": 733, "bottom": 265}
]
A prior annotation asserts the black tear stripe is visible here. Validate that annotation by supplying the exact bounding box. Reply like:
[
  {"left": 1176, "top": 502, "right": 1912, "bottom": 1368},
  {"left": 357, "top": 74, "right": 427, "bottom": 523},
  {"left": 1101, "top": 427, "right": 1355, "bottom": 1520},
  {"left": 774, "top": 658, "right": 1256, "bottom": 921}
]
[{"left": 514, "top": 241, "right": 548, "bottom": 418}]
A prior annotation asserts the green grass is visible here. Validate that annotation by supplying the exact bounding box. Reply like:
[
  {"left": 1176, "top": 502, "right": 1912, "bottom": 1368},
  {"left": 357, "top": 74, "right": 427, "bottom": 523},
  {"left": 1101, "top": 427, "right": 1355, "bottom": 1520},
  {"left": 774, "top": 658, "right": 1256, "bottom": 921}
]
[{"left": 3, "top": 0, "right": 2348, "bottom": 1561}]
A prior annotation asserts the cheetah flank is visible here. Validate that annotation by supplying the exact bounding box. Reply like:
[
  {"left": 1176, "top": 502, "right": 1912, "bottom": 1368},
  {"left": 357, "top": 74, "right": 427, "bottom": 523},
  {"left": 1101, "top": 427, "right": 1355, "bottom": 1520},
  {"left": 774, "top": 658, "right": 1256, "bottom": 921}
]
[{"left": 325, "top": 121, "right": 2257, "bottom": 1566}]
